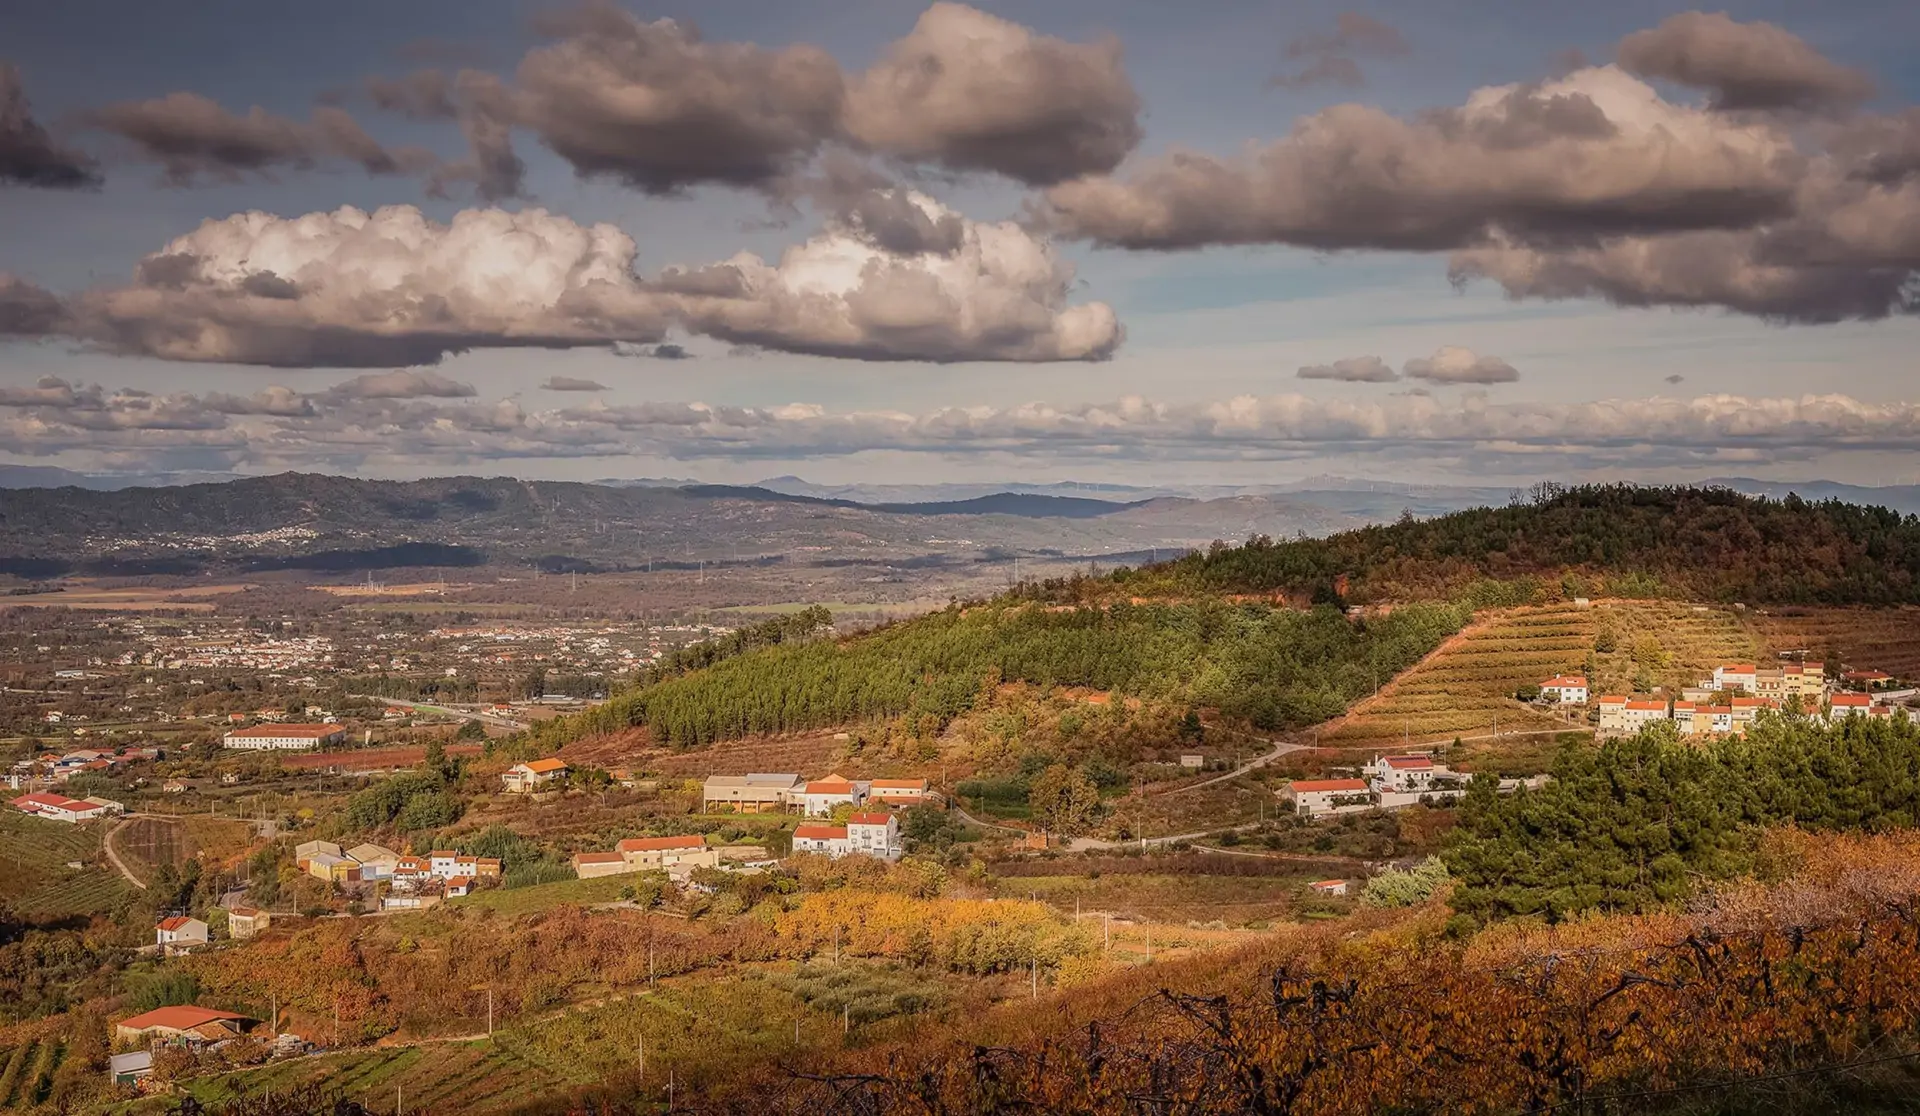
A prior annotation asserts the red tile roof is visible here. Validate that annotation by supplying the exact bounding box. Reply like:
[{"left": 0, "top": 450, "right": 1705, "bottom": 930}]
[
  {"left": 156, "top": 916, "right": 200, "bottom": 932},
  {"left": 616, "top": 835, "right": 706, "bottom": 853},
  {"left": 1541, "top": 675, "right": 1587, "bottom": 687},
  {"left": 1624, "top": 700, "right": 1667, "bottom": 711},
  {"left": 1382, "top": 756, "right": 1433, "bottom": 769},
  {"left": 1832, "top": 693, "right": 1873, "bottom": 706},
  {"left": 1288, "top": 779, "right": 1368, "bottom": 793},
  {"left": 117, "top": 1006, "right": 246, "bottom": 1033},
  {"left": 848, "top": 812, "right": 893, "bottom": 826},
  {"left": 794, "top": 824, "right": 848, "bottom": 840},
  {"left": 805, "top": 776, "right": 855, "bottom": 794},
  {"left": 523, "top": 757, "right": 569, "bottom": 774},
  {"left": 572, "top": 851, "right": 626, "bottom": 865}
]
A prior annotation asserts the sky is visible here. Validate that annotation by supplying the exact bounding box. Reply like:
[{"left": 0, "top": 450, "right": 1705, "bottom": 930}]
[{"left": 1, "top": 0, "right": 1917, "bottom": 487}]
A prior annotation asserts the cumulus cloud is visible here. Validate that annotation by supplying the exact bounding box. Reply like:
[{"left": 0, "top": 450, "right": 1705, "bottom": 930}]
[
  {"left": 0, "top": 63, "right": 100, "bottom": 188},
  {"left": 85, "top": 92, "right": 433, "bottom": 185},
  {"left": 669, "top": 191, "right": 1121, "bottom": 362},
  {"left": 1402, "top": 346, "right": 1520, "bottom": 384},
  {"left": 1271, "top": 13, "right": 1409, "bottom": 91},
  {"left": 1042, "top": 66, "right": 1797, "bottom": 253},
  {"left": 514, "top": 2, "right": 843, "bottom": 195},
  {"left": 541, "top": 375, "right": 608, "bottom": 391},
  {"left": 1617, "top": 12, "right": 1874, "bottom": 113},
  {"left": 843, "top": 3, "right": 1142, "bottom": 185},
  {"left": 1297, "top": 355, "right": 1398, "bottom": 382},
  {"left": 9, "top": 197, "right": 1120, "bottom": 366},
  {"left": 64, "top": 205, "right": 671, "bottom": 367}
]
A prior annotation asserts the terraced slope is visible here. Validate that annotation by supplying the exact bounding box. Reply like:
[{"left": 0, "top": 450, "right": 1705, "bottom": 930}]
[
  {"left": 0, "top": 811, "right": 133, "bottom": 919},
  {"left": 1317, "top": 600, "right": 1764, "bottom": 750},
  {"left": 1746, "top": 606, "right": 1920, "bottom": 679},
  {"left": 1317, "top": 606, "right": 1594, "bottom": 749}
]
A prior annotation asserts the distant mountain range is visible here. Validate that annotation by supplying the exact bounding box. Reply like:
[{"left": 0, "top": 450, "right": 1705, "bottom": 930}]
[
  {"left": 0, "top": 473, "right": 1368, "bottom": 579},
  {"left": 3, "top": 471, "right": 1915, "bottom": 581}
]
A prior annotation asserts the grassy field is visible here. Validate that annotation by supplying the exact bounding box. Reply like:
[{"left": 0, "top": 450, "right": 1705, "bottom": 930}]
[
  {"left": 443, "top": 874, "right": 634, "bottom": 916},
  {"left": 0, "top": 810, "right": 132, "bottom": 919},
  {"left": 1747, "top": 606, "right": 1920, "bottom": 680}
]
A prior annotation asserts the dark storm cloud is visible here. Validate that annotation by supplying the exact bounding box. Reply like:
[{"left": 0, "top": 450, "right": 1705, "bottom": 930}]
[
  {"left": 368, "top": 69, "right": 525, "bottom": 200},
  {"left": 513, "top": 1, "right": 845, "bottom": 196},
  {"left": 1042, "top": 66, "right": 1796, "bottom": 253},
  {"left": 1270, "top": 13, "right": 1410, "bottom": 91},
  {"left": 85, "top": 92, "right": 433, "bottom": 185},
  {"left": 0, "top": 275, "right": 71, "bottom": 335},
  {"left": 1617, "top": 12, "right": 1875, "bottom": 113},
  {"left": 841, "top": 3, "right": 1143, "bottom": 186},
  {"left": 0, "top": 63, "right": 101, "bottom": 188}
]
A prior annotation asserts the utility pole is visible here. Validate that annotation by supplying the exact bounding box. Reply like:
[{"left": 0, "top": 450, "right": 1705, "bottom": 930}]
[
  {"left": 638, "top": 1032, "right": 644, "bottom": 1081},
  {"left": 842, "top": 1003, "right": 850, "bottom": 1035},
  {"left": 1030, "top": 958, "right": 1037, "bottom": 1000},
  {"left": 1103, "top": 912, "right": 1110, "bottom": 953},
  {"left": 1146, "top": 920, "right": 1152, "bottom": 962}
]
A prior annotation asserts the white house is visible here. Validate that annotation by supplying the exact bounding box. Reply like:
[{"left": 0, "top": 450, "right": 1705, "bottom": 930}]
[
  {"left": 1308, "top": 880, "right": 1350, "bottom": 898},
  {"left": 221, "top": 723, "right": 345, "bottom": 751},
  {"left": 1597, "top": 697, "right": 1670, "bottom": 738},
  {"left": 227, "top": 906, "right": 270, "bottom": 940},
  {"left": 868, "top": 778, "right": 929, "bottom": 806},
  {"left": 502, "top": 757, "right": 569, "bottom": 792},
  {"left": 792, "top": 823, "right": 852, "bottom": 857},
  {"left": 800, "top": 774, "right": 867, "bottom": 817},
  {"left": 1826, "top": 693, "right": 1875, "bottom": 721},
  {"left": 1282, "top": 779, "right": 1373, "bottom": 818},
  {"left": 846, "top": 812, "right": 904, "bottom": 861},
  {"left": 1363, "top": 755, "right": 1468, "bottom": 808},
  {"left": 1712, "top": 664, "right": 1758, "bottom": 693},
  {"left": 9, "top": 791, "right": 122, "bottom": 822},
  {"left": 156, "top": 916, "right": 210, "bottom": 952},
  {"left": 1539, "top": 675, "right": 1589, "bottom": 704}
]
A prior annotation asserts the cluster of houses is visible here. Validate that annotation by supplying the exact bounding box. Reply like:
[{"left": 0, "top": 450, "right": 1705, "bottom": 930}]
[
  {"left": 1283, "top": 755, "right": 1472, "bottom": 818},
  {"left": 291, "top": 839, "right": 501, "bottom": 908},
  {"left": 9, "top": 789, "right": 124, "bottom": 822},
  {"left": 566, "top": 772, "right": 929, "bottom": 878},
  {"left": 6, "top": 745, "right": 164, "bottom": 791},
  {"left": 148, "top": 904, "right": 273, "bottom": 956},
  {"left": 699, "top": 772, "right": 928, "bottom": 815},
  {"left": 1581, "top": 662, "right": 1917, "bottom": 739}
]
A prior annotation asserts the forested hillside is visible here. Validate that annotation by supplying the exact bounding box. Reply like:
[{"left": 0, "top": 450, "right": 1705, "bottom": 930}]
[
  {"left": 1445, "top": 714, "right": 1920, "bottom": 922},
  {"left": 541, "top": 599, "right": 1470, "bottom": 749},
  {"left": 1086, "top": 484, "right": 1920, "bottom": 605}
]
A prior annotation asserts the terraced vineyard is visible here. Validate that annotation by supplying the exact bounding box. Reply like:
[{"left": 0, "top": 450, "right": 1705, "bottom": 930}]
[
  {"left": 0, "top": 810, "right": 133, "bottom": 919},
  {"left": 1314, "top": 600, "right": 1767, "bottom": 751},
  {"left": 177, "top": 980, "right": 830, "bottom": 1112},
  {"left": 1587, "top": 600, "right": 1765, "bottom": 694},
  {"left": 1747, "top": 606, "right": 1920, "bottom": 680},
  {"left": 1316, "top": 606, "right": 1595, "bottom": 750},
  {"left": 0, "top": 1035, "right": 68, "bottom": 1111}
]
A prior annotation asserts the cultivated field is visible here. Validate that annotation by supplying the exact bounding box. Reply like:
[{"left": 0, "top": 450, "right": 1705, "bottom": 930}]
[
  {"left": 280, "top": 742, "right": 484, "bottom": 772},
  {"left": 1316, "top": 600, "right": 1762, "bottom": 751},
  {"left": 1747, "top": 606, "right": 1920, "bottom": 679},
  {"left": 0, "top": 581, "right": 256, "bottom": 610},
  {"left": 0, "top": 811, "right": 132, "bottom": 918},
  {"left": 1317, "top": 606, "right": 1593, "bottom": 749}
]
